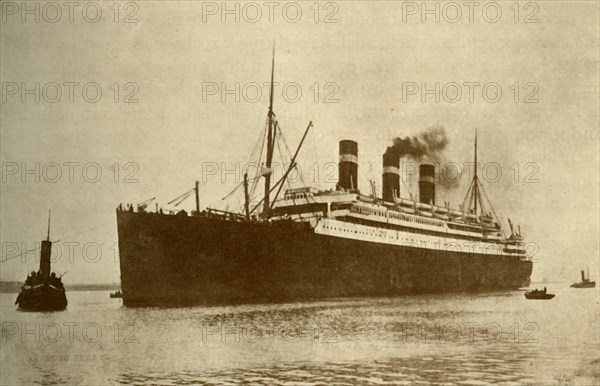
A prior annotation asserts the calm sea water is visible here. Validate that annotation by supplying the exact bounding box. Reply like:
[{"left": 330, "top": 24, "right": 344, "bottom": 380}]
[{"left": 1, "top": 283, "right": 598, "bottom": 385}]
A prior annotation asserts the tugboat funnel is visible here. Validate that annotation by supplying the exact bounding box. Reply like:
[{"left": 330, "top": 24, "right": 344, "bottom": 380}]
[
  {"left": 40, "top": 240, "right": 52, "bottom": 279},
  {"left": 40, "top": 210, "right": 52, "bottom": 279}
]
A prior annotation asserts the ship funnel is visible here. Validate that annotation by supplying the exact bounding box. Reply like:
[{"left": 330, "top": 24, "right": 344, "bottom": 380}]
[
  {"left": 40, "top": 240, "right": 52, "bottom": 279},
  {"left": 382, "top": 152, "right": 400, "bottom": 202},
  {"left": 581, "top": 270, "right": 585, "bottom": 282},
  {"left": 418, "top": 164, "right": 435, "bottom": 205},
  {"left": 338, "top": 140, "right": 358, "bottom": 191},
  {"left": 40, "top": 210, "right": 52, "bottom": 279}
]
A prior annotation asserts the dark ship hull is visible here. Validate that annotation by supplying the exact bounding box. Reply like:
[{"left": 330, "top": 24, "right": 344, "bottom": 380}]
[
  {"left": 571, "top": 282, "right": 596, "bottom": 288},
  {"left": 524, "top": 291, "right": 555, "bottom": 300},
  {"left": 16, "top": 285, "right": 67, "bottom": 311},
  {"left": 116, "top": 210, "right": 533, "bottom": 307}
]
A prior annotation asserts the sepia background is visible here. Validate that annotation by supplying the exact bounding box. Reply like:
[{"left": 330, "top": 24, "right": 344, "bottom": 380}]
[
  {"left": 1, "top": 1, "right": 598, "bottom": 287},
  {"left": 1, "top": 2, "right": 599, "bottom": 386}
]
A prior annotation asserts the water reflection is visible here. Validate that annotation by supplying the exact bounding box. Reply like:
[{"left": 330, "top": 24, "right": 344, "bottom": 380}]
[{"left": 1, "top": 284, "right": 598, "bottom": 385}]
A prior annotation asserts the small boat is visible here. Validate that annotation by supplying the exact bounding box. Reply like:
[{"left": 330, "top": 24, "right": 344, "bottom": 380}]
[
  {"left": 571, "top": 268, "right": 596, "bottom": 288},
  {"left": 15, "top": 212, "right": 67, "bottom": 311},
  {"left": 525, "top": 288, "right": 555, "bottom": 300},
  {"left": 110, "top": 290, "right": 122, "bottom": 298}
]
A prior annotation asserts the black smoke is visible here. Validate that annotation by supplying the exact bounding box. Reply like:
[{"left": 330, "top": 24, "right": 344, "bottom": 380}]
[
  {"left": 384, "top": 125, "right": 448, "bottom": 161},
  {"left": 385, "top": 125, "right": 458, "bottom": 190}
]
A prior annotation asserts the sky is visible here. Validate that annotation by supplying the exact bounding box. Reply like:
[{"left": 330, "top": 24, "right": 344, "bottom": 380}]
[{"left": 1, "top": 0, "right": 598, "bottom": 284}]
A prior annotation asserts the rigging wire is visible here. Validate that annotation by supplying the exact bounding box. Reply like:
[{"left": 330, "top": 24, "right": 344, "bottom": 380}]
[
  {"left": 275, "top": 127, "right": 294, "bottom": 191},
  {"left": 2, "top": 245, "right": 42, "bottom": 263},
  {"left": 220, "top": 174, "right": 263, "bottom": 210},
  {"left": 479, "top": 181, "right": 507, "bottom": 238},
  {"left": 1, "top": 218, "right": 116, "bottom": 263},
  {"left": 167, "top": 188, "right": 195, "bottom": 205},
  {"left": 278, "top": 123, "right": 306, "bottom": 187},
  {"left": 203, "top": 114, "right": 268, "bottom": 212},
  {"left": 173, "top": 192, "right": 193, "bottom": 207},
  {"left": 276, "top": 132, "right": 296, "bottom": 197},
  {"left": 248, "top": 116, "right": 269, "bottom": 194},
  {"left": 220, "top": 181, "right": 244, "bottom": 201},
  {"left": 461, "top": 178, "right": 475, "bottom": 212},
  {"left": 249, "top": 117, "right": 269, "bottom": 201}
]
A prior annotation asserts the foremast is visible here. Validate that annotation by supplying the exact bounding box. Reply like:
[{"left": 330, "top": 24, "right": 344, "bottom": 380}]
[{"left": 262, "top": 43, "right": 277, "bottom": 218}]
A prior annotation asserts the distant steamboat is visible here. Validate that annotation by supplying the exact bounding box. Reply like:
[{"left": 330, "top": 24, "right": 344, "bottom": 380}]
[{"left": 116, "top": 52, "right": 532, "bottom": 307}]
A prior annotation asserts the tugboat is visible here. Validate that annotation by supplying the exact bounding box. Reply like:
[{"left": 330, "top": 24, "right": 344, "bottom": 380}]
[
  {"left": 525, "top": 287, "right": 555, "bottom": 300},
  {"left": 15, "top": 212, "right": 67, "bottom": 311},
  {"left": 570, "top": 268, "right": 596, "bottom": 288},
  {"left": 110, "top": 290, "right": 122, "bottom": 298}
]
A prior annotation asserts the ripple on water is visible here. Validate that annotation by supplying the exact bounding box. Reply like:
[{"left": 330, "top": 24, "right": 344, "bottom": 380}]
[{"left": 1, "top": 287, "right": 598, "bottom": 385}]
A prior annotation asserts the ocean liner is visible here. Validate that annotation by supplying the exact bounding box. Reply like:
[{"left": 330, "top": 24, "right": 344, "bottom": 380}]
[{"left": 116, "top": 53, "right": 533, "bottom": 307}]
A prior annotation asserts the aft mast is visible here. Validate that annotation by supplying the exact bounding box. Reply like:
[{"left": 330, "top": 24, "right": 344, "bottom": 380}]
[
  {"left": 460, "top": 130, "right": 508, "bottom": 238},
  {"left": 463, "top": 130, "right": 484, "bottom": 220},
  {"left": 262, "top": 43, "right": 276, "bottom": 218},
  {"left": 47, "top": 210, "right": 51, "bottom": 241},
  {"left": 474, "top": 129, "right": 478, "bottom": 216}
]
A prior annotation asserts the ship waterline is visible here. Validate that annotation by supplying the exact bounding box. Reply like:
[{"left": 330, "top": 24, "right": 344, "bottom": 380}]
[{"left": 116, "top": 209, "right": 532, "bottom": 307}]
